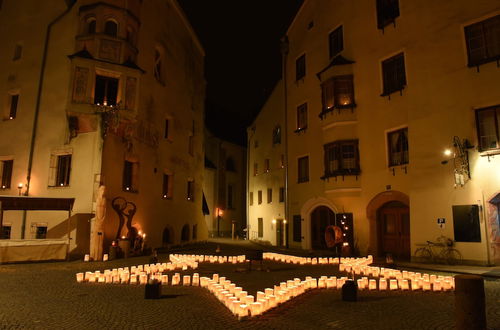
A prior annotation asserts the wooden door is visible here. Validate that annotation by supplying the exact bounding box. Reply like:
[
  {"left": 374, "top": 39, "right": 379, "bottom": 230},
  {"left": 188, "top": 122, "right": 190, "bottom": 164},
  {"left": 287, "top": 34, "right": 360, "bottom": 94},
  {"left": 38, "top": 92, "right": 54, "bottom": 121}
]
[
  {"left": 311, "top": 206, "right": 335, "bottom": 250},
  {"left": 379, "top": 206, "right": 410, "bottom": 259}
]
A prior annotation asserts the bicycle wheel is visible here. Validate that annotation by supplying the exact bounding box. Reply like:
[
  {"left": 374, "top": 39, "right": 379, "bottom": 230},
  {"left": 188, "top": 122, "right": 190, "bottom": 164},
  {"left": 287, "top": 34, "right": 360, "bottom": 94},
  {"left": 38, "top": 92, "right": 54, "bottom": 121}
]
[
  {"left": 443, "top": 248, "right": 462, "bottom": 265},
  {"left": 414, "top": 247, "right": 432, "bottom": 263}
]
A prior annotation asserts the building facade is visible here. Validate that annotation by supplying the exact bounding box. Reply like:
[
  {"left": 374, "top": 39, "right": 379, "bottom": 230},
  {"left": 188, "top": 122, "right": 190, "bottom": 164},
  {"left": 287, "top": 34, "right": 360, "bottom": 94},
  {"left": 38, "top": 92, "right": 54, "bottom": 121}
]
[
  {"left": 204, "top": 129, "right": 246, "bottom": 238},
  {"left": 247, "top": 81, "right": 287, "bottom": 246},
  {"left": 0, "top": 0, "right": 206, "bottom": 255},
  {"left": 249, "top": 0, "right": 500, "bottom": 265}
]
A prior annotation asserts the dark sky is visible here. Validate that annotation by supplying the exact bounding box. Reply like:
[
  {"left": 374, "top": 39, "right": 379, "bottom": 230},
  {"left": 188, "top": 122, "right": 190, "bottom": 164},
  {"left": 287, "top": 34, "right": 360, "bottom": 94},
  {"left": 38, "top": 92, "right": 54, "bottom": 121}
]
[{"left": 178, "top": 0, "right": 304, "bottom": 145}]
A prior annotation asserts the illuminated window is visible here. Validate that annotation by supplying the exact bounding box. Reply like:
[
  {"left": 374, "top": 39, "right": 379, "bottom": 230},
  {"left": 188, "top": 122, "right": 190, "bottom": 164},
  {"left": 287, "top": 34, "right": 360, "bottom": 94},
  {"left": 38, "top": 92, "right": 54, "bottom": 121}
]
[
  {"left": 296, "top": 103, "right": 308, "bottom": 131},
  {"left": 267, "top": 188, "right": 272, "bottom": 204},
  {"left": 387, "top": 128, "right": 409, "bottom": 166},
  {"left": 258, "top": 218, "right": 263, "bottom": 238},
  {"left": 476, "top": 105, "right": 500, "bottom": 151},
  {"left": 329, "top": 25, "right": 343, "bottom": 58},
  {"left": 298, "top": 156, "right": 309, "bottom": 183},
  {"left": 324, "top": 140, "right": 360, "bottom": 177},
  {"left": 321, "top": 75, "right": 355, "bottom": 114},
  {"left": 465, "top": 15, "right": 500, "bottom": 67},
  {"left": 123, "top": 160, "right": 139, "bottom": 192},
  {"left": 162, "top": 173, "right": 173, "bottom": 199},
  {"left": 381, "top": 53, "right": 406, "bottom": 96},
  {"left": 187, "top": 180, "right": 194, "bottom": 201},
  {"left": 258, "top": 190, "right": 262, "bottom": 205},
  {"left": 0, "top": 160, "right": 13, "bottom": 189},
  {"left": 296, "top": 54, "right": 306, "bottom": 80},
  {"left": 376, "top": 0, "right": 400, "bottom": 30},
  {"left": 8, "top": 94, "right": 19, "bottom": 119},
  {"left": 104, "top": 20, "right": 118, "bottom": 37},
  {"left": 94, "top": 75, "right": 118, "bottom": 106}
]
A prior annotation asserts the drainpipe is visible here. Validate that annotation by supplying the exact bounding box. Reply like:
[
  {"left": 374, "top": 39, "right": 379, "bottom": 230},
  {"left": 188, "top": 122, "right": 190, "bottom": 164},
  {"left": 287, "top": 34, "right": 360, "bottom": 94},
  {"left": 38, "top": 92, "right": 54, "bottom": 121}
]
[
  {"left": 280, "top": 36, "right": 289, "bottom": 249},
  {"left": 246, "top": 127, "right": 255, "bottom": 240},
  {"left": 21, "top": 1, "right": 76, "bottom": 238}
]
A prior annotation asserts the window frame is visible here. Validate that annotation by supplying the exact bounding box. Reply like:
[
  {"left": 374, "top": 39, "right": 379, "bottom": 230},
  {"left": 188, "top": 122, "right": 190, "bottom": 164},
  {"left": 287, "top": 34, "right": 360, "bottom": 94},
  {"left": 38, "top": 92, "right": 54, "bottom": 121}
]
[
  {"left": 296, "top": 103, "right": 308, "bottom": 132},
  {"left": 0, "top": 159, "right": 13, "bottom": 189},
  {"left": 264, "top": 159, "right": 270, "bottom": 173},
  {"left": 94, "top": 74, "right": 119, "bottom": 107},
  {"left": 376, "top": 0, "right": 400, "bottom": 30},
  {"left": 298, "top": 156, "right": 309, "bottom": 183},
  {"left": 122, "top": 159, "right": 139, "bottom": 193},
  {"left": 295, "top": 54, "right": 306, "bottom": 81},
  {"left": 321, "top": 75, "right": 355, "bottom": 116},
  {"left": 8, "top": 93, "right": 19, "bottom": 120},
  {"left": 464, "top": 14, "right": 500, "bottom": 68},
  {"left": 55, "top": 154, "right": 72, "bottom": 187},
  {"left": 162, "top": 172, "right": 174, "bottom": 199},
  {"left": 104, "top": 19, "right": 118, "bottom": 37},
  {"left": 279, "top": 187, "right": 285, "bottom": 203},
  {"left": 1, "top": 224, "right": 11, "bottom": 239},
  {"left": 258, "top": 190, "right": 262, "bottom": 205},
  {"left": 381, "top": 52, "right": 406, "bottom": 97},
  {"left": 329, "top": 25, "right": 344, "bottom": 58},
  {"left": 323, "top": 140, "right": 360, "bottom": 178},
  {"left": 475, "top": 105, "right": 500, "bottom": 152},
  {"left": 258, "top": 218, "right": 263, "bottom": 238},
  {"left": 272, "top": 125, "right": 281, "bottom": 145},
  {"left": 267, "top": 188, "right": 272, "bottom": 204},
  {"left": 387, "top": 127, "right": 409, "bottom": 167},
  {"left": 187, "top": 180, "right": 195, "bottom": 202},
  {"left": 249, "top": 191, "right": 253, "bottom": 206}
]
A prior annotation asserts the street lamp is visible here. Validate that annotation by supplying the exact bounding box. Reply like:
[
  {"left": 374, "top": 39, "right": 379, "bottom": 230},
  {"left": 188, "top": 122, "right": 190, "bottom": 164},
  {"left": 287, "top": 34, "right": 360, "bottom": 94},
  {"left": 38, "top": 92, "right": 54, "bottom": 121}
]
[
  {"left": 17, "top": 183, "right": 23, "bottom": 196},
  {"left": 216, "top": 208, "right": 223, "bottom": 237}
]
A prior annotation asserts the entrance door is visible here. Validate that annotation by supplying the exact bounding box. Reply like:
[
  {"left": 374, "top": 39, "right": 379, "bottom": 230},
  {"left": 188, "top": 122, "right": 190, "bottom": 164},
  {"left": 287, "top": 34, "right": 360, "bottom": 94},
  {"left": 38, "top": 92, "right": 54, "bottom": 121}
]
[
  {"left": 311, "top": 206, "right": 335, "bottom": 249},
  {"left": 276, "top": 219, "right": 284, "bottom": 247},
  {"left": 379, "top": 202, "right": 410, "bottom": 259}
]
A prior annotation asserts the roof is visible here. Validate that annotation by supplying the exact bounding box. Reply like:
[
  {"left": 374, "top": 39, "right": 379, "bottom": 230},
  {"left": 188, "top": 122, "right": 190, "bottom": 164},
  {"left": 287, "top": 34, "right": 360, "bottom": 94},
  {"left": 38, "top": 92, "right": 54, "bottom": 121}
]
[
  {"left": 0, "top": 196, "right": 75, "bottom": 211},
  {"left": 316, "top": 55, "right": 356, "bottom": 79}
]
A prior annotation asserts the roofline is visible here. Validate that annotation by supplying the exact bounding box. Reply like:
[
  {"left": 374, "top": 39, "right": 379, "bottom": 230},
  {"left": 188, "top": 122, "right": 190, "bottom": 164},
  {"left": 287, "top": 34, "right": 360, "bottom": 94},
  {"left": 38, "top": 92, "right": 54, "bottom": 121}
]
[
  {"left": 285, "top": 0, "right": 309, "bottom": 36},
  {"left": 171, "top": 0, "right": 205, "bottom": 57}
]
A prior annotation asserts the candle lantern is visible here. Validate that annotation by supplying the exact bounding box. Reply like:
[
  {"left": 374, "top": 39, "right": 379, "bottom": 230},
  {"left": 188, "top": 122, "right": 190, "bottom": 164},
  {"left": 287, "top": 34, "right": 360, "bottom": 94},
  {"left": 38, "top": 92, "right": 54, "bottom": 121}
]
[
  {"left": 379, "top": 278, "right": 387, "bottom": 290},
  {"left": 389, "top": 279, "right": 398, "bottom": 290},
  {"left": 76, "top": 273, "right": 84, "bottom": 283},
  {"left": 84, "top": 254, "right": 90, "bottom": 262},
  {"left": 368, "top": 279, "right": 377, "bottom": 290},
  {"left": 183, "top": 275, "right": 191, "bottom": 286}
]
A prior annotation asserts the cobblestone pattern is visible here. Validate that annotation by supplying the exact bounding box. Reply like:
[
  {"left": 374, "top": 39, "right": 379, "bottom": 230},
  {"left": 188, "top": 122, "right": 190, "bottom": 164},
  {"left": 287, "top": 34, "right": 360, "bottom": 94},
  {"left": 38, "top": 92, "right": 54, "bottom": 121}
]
[{"left": 0, "top": 242, "right": 499, "bottom": 329}]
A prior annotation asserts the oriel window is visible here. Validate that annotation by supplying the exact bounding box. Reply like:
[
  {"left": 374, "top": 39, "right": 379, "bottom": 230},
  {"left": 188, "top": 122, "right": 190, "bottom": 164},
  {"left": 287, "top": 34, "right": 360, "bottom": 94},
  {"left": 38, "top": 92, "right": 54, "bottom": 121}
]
[
  {"left": 104, "top": 20, "right": 118, "bottom": 37},
  {"left": 388, "top": 128, "right": 409, "bottom": 166},
  {"left": 1, "top": 160, "right": 13, "bottom": 189},
  {"left": 381, "top": 53, "right": 406, "bottom": 96},
  {"left": 464, "top": 15, "right": 500, "bottom": 67},
  {"left": 94, "top": 75, "right": 118, "bottom": 106},
  {"left": 87, "top": 18, "right": 96, "bottom": 34},
  {"left": 476, "top": 105, "right": 500, "bottom": 151},
  {"left": 321, "top": 75, "right": 355, "bottom": 113}
]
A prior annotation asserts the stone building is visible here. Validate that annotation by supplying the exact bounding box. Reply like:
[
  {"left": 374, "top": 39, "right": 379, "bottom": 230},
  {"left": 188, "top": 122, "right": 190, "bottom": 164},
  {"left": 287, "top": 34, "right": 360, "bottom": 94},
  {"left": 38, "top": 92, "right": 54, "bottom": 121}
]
[
  {"left": 249, "top": 0, "right": 500, "bottom": 265},
  {"left": 0, "top": 0, "right": 206, "bottom": 257},
  {"left": 204, "top": 129, "right": 246, "bottom": 239}
]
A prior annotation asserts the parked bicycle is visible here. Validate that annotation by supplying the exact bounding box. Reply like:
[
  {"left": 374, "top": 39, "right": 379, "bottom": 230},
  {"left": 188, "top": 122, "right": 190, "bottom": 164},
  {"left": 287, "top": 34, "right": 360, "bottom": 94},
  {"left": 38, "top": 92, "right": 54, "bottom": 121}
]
[{"left": 414, "top": 235, "right": 462, "bottom": 265}]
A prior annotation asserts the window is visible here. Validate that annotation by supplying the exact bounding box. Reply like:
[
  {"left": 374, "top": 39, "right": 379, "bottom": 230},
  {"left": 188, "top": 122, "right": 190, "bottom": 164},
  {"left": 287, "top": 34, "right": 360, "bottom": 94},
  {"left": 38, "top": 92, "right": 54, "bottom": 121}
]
[
  {"left": 264, "top": 159, "right": 270, "bottom": 173},
  {"left": 376, "top": 0, "right": 400, "bottom": 30},
  {"left": 321, "top": 75, "right": 355, "bottom": 114},
  {"left": 55, "top": 155, "right": 71, "bottom": 187},
  {"left": 381, "top": 53, "right": 406, "bottom": 96},
  {"left": 258, "top": 218, "right": 263, "bottom": 238},
  {"left": 329, "top": 25, "right": 343, "bottom": 58},
  {"left": 164, "top": 119, "right": 171, "bottom": 140},
  {"left": 154, "top": 49, "right": 163, "bottom": 82},
  {"left": 249, "top": 192, "right": 253, "bottom": 206},
  {"left": 123, "top": 160, "right": 139, "bottom": 192},
  {"left": 279, "top": 154, "right": 285, "bottom": 168},
  {"left": 272, "top": 126, "right": 281, "bottom": 145},
  {"left": 267, "top": 188, "right": 272, "bottom": 204},
  {"left": 387, "top": 128, "right": 409, "bottom": 166},
  {"left": 324, "top": 140, "right": 360, "bottom": 177},
  {"left": 298, "top": 156, "right": 309, "bottom": 183},
  {"left": 35, "top": 225, "right": 47, "bottom": 239},
  {"left": 162, "top": 173, "right": 173, "bottom": 199},
  {"left": 87, "top": 18, "right": 96, "bottom": 34},
  {"left": 8, "top": 94, "right": 19, "bottom": 119},
  {"left": 181, "top": 224, "right": 190, "bottom": 241},
  {"left": 187, "top": 180, "right": 194, "bottom": 201},
  {"left": 94, "top": 75, "right": 118, "bottom": 106},
  {"left": 227, "top": 184, "right": 234, "bottom": 208},
  {"left": 13, "top": 44, "right": 22, "bottom": 61},
  {"left": 258, "top": 190, "right": 262, "bottom": 205},
  {"left": 226, "top": 158, "right": 236, "bottom": 172},
  {"left": 279, "top": 187, "right": 285, "bottom": 203},
  {"left": 464, "top": 15, "right": 500, "bottom": 67},
  {"left": 1, "top": 225, "right": 11, "bottom": 239},
  {"left": 296, "top": 103, "right": 308, "bottom": 131},
  {"left": 1, "top": 160, "right": 13, "bottom": 189},
  {"left": 296, "top": 54, "right": 306, "bottom": 80},
  {"left": 476, "top": 105, "right": 500, "bottom": 151},
  {"left": 293, "top": 215, "right": 302, "bottom": 242},
  {"left": 104, "top": 20, "right": 118, "bottom": 37},
  {"left": 253, "top": 163, "right": 258, "bottom": 176}
]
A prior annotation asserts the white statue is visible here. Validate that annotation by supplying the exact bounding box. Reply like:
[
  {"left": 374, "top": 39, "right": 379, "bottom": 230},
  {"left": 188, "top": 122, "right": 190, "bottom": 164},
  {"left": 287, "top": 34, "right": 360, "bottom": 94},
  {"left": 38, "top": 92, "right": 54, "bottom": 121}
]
[{"left": 90, "top": 185, "right": 106, "bottom": 261}]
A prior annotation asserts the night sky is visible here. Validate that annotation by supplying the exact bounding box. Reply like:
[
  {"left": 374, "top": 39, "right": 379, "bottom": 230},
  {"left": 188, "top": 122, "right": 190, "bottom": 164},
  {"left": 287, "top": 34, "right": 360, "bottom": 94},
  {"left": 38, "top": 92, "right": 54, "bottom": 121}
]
[{"left": 178, "top": 0, "right": 304, "bottom": 145}]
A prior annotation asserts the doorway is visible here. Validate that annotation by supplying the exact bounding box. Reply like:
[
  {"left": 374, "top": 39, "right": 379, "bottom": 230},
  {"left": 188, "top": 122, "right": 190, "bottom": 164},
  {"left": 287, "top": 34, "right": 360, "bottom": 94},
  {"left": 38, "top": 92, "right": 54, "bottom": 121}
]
[
  {"left": 162, "top": 227, "right": 172, "bottom": 247},
  {"left": 378, "top": 201, "right": 410, "bottom": 260},
  {"left": 276, "top": 219, "right": 284, "bottom": 247},
  {"left": 311, "top": 206, "right": 336, "bottom": 249}
]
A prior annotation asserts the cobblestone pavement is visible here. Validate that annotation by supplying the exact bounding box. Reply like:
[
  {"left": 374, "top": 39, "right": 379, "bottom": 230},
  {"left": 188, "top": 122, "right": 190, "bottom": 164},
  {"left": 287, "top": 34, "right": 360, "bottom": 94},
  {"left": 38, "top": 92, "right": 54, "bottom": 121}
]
[{"left": 1, "top": 241, "right": 499, "bottom": 330}]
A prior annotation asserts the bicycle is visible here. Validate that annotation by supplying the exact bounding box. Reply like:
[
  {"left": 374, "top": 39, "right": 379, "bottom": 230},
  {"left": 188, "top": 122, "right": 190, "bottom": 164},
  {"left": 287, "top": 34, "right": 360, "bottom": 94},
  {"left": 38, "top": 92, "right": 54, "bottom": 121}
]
[{"left": 414, "top": 235, "right": 462, "bottom": 265}]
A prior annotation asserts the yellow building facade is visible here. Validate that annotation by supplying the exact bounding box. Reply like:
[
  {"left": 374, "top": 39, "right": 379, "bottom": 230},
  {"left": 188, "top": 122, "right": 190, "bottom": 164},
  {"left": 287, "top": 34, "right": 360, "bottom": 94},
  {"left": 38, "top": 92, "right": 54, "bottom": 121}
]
[
  {"left": 250, "top": 0, "right": 500, "bottom": 265},
  {"left": 0, "top": 0, "right": 207, "bottom": 256}
]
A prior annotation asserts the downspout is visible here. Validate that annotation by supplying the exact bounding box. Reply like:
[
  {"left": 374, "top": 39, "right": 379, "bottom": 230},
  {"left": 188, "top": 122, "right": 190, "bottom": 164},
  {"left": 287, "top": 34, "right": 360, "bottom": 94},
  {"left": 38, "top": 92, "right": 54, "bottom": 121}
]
[
  {"left": 246, "top": 128, "right": 255, "bottom": 240},
  {"left": 21, "top": 1, "right": 76, "bottom": 238},
  {"left": 280, "top": 36, "right": 289, "bottom": 248}
]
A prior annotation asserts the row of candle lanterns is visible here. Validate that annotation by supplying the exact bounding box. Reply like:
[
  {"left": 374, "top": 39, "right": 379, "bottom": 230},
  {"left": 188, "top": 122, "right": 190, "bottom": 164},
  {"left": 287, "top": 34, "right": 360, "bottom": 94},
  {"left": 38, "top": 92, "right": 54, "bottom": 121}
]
[
  {"left": 169, "top": 254, "right": 247, "bottom": 264},
  {"left": 263, "top": 252, "right": 373, "bottom": 266}
]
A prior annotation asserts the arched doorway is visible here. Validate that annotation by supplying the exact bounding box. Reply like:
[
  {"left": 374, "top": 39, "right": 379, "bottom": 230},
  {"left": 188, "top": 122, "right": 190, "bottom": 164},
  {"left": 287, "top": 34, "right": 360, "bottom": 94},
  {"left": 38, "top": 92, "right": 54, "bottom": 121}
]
[
  {"left": 378, "top": 201, "right": 410, "bottom": 260},
  {"left": 181, "top": 224, "right": 190, "bottom": 242},
  {"left": 310, "top": 206, "right": 336, "bottom": 250},
  {"left": 162, "top": 227, "right": 172, "bottom": 246}
]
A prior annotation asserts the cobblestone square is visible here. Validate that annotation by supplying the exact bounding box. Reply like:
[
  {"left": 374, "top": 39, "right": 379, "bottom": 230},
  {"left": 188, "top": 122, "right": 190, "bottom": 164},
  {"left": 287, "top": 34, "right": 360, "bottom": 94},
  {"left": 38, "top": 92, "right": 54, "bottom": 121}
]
[{"left": 1, "top": 241, "right": 499, "bottom": 329}]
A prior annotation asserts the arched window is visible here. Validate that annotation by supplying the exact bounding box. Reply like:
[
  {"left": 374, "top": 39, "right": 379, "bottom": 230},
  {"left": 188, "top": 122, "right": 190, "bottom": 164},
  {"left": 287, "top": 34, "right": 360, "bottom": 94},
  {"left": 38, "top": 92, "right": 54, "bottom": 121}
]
[
  {"left": 87, "top": 18, "right": 96, "bottom": 34},
  {"left": 104, "top": 20, "right": 118, "bottom": 37},
  {"left": 154, "top": 49, "right": 162, "bottom": 82},
  {"left": 181, "top": 224, "right": 190, "bottom": 241}
]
